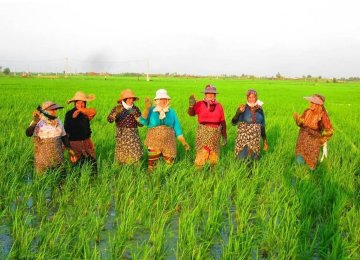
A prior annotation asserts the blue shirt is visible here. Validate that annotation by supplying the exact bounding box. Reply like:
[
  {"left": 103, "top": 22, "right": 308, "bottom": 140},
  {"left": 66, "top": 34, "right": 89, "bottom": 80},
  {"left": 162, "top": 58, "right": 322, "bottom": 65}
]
[
  {"left": 140, "top": 107, "right": 183, "bottom": 137},
  {"left": 232, "top": 105, "right": 265, "bottom": 127}
]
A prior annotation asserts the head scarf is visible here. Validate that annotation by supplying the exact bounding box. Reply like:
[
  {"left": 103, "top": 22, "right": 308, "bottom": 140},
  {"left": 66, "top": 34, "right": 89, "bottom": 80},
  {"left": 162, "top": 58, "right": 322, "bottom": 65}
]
[{"left": 153, "top": 99, "right": 170, "bottom": 120}]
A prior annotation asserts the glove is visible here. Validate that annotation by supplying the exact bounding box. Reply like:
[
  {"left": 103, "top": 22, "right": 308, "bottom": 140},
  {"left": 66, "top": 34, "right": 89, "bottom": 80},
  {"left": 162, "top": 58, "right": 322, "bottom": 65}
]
[
  {"left": 128, "top": 108, "right": 136, "bottom": 115},
  {"left": 189, "top": 94, "right": 196, "bottom": 107}
]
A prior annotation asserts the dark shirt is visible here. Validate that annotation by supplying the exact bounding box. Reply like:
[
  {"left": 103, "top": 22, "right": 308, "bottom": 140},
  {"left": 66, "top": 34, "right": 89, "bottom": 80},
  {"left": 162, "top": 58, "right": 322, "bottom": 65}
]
[
  {"left": 64, "top": 108, "right": 92, "bottom": 141},
  {"left": 107, "top": 105, "right": 142, "bottom": 128},
  {"left": 231, "top": 105, "right": 266, "bottom": 139}
]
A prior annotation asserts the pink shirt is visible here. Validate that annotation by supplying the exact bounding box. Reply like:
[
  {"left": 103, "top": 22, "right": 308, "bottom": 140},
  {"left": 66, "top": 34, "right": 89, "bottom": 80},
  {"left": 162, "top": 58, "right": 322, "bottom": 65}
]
[{"left": 192, "top": 101, "right": 225, "bottom": 124}]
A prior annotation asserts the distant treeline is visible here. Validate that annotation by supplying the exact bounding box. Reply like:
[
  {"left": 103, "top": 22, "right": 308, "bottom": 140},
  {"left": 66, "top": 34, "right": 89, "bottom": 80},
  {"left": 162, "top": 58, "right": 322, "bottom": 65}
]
[{"left": 1, "top": 70, "right": 360, "bottom": 82}]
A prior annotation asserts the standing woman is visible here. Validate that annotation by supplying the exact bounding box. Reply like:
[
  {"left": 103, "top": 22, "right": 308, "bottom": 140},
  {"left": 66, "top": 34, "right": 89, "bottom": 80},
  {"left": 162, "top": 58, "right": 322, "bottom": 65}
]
[
  {"left": 231, "top": 89, "right": 268, "bottom": 161},
  {"left": 64, "top": 91, "right": 97, "bottom": 172},
  {"left": 293, "top": 94, "right": 333, "bottom": 169},
  {"left": 26, "top": 101, "right": 75, "bottom": 174},
  {"left": 107, "top": 89, "right": 143, "bottom": 164},
  {"left": 140, "top": 89, "right": 190, "bottom": 171},
  {"left": 188, "top": 85, "right": 227, "bottom": 168}
]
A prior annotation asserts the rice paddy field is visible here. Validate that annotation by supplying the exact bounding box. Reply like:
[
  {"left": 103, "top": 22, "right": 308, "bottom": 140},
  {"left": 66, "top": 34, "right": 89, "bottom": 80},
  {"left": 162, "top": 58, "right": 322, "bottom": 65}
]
[{"left": 0, "top": 75, "right": 359, "bottom": 259}]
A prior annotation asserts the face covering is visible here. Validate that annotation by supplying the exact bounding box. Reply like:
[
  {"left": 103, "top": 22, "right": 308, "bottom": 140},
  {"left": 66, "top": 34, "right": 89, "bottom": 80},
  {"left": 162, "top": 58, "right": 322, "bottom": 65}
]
[
  {"left": 122, "top": 100, "right": 133, "bottom": 110},
  {"left": 153, "top": 100, "right": 169, "bottom": 120}
]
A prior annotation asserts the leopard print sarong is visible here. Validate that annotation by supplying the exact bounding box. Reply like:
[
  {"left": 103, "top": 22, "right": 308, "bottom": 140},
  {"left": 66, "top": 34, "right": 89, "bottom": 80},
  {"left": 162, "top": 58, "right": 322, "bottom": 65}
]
[
  {"left": 195, "top": 124, "right": 221, "bottom": 154},
  {"left": 34, "top": 137, "right": 64, "bottom": 172},
  {"left": 144, "top": 126, "right": 177, "bottom": 158},
  {"left": 115, "top": 127, "right": 143, "bottom": 164},
  {"left": 235, "top": 123, "right": 261, "bottom": 157},
  {"left": 295, "top": 127, "right": 322, "bottom": 168}
]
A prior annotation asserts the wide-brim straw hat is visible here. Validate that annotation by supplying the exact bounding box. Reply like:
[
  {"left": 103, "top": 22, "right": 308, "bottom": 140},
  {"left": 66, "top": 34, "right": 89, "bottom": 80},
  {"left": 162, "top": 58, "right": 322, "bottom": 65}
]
[
  {"left": 202, "top": 84, "right": 218, "bottom": 94},
  {"left": 304, "top": 94, "right": 325, "bottom": 105},
  {"left": 154, "top": 89, "right": 171, "bottom": 100},
  {"left": 67, "top": 91, "right": 96, "bottom": 104},
  {"left": 41, "top": 101, "right": 63, "bottom": 111},
  {"left": 117, "top": 89, "right": 139, "bottom": 103}
]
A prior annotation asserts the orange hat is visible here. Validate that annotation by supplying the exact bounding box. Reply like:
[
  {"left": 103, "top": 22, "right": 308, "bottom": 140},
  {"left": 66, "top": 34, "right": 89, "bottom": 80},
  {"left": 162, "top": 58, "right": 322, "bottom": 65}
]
[{"left": 117, "top": 89, "right": 139, "bottom": 103}]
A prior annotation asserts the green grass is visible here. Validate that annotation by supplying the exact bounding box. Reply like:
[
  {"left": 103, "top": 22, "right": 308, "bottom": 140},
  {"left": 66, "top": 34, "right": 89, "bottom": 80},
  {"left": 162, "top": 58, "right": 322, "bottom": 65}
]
[{"left": 0, "top": 75, "right": 359, "bottom": 258}]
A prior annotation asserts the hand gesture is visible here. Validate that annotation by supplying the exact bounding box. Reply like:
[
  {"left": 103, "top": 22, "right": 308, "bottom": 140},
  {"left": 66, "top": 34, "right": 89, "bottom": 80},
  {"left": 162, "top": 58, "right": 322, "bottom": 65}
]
[
  {"left": 128, "top": 108, "right": 136, "bottom": 115},
  {"left": 32, "top": 110, "right": 40, "bottom": 122},
  {"left": 144, "top": 98, "right": 152, "bottom": 109},
  {"left": 73, "top": 110, "right": 81, "bottom": 118},
  {"left": 183, "top": 141, "right": 190, "bottom": 151},
  {"left": 239, "top": 104, "right": 245, "bottom": 113},
  {"left": 263, "top": 140, "right": 269, "bottom": 151},
  {"left": 115, "top": 105, "right": 123, "bottom": 114},
  {"left": 68, "top": 149, "right": 78, "bottom": 163},
  {"left": 293, "top": 112, "right": 299, "bottom": 121},
  {"left": 189, "top": 94, "right": 196, "bottom": 106}
]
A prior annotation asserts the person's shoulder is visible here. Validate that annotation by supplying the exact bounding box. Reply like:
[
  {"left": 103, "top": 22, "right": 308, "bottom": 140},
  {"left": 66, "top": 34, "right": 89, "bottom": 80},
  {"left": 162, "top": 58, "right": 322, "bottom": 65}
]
[{"left": 65, "top": 108, "right": 75, "bottom": 115}]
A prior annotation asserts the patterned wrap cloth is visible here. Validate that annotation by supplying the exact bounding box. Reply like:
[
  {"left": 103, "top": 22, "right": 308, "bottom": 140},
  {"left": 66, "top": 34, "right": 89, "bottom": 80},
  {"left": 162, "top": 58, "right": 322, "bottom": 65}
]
[
  {"left": 295, "top": 108, "right": 333, "bottom": 169},
  {"left": 34, "top": 137, "right": 64, "bottom": 172},
  {"left": 235, "top": 123, "right": 262, "bottom": 157},
  {"left": 115, "top": 127, "right": 143, "bottom": 164},
  {"left": 195, "top": 124, "right": 221, "bottom": 154},
  {"left": 144, "top": 126, "right": 177, "bottom": 158},
  {"left": 295, "top": 127, "right": 322, "bottom": 168}
]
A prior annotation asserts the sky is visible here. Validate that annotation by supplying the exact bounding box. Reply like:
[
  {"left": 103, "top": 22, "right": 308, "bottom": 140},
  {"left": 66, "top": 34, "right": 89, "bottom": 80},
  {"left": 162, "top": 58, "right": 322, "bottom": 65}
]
[{"left": 1, "top": 0, "right": 359, "bottom": 77}]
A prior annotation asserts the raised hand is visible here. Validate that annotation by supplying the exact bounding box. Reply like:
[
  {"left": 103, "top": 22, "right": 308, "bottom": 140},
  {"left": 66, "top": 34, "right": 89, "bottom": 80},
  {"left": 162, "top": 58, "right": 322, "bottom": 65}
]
[
  {"left": 189, "top": 94, "right": 196, "bottom": 106},
  {"left": 144, "top": 98, "right": 152, "bottom": 109},
  {"left": 239, "top": 104, "right": 245, "bottom": 113}
]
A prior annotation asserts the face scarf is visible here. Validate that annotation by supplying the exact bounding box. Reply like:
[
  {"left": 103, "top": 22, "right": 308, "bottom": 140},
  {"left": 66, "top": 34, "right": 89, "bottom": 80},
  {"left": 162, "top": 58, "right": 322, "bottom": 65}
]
[
  {"left": 203, "top": 98, "right": 217, "bottom": 112},
  {"left": 247, "top": 100, "right": 264, "bottom": 108},
  {"left": 39, "top": 111, "right": 58, "bottom": 127},
  {"left": 153, "top": 100, "right": 169, "bottom": 120},
  {"left": 122, "top": 100, "right": 133, "bottom": 110}
]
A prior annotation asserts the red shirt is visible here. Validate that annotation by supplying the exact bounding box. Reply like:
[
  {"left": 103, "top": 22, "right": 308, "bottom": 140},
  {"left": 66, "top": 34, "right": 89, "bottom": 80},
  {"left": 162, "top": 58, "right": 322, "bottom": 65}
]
[
  {"left": 188, "top": 100, "right": 227, "bottom": 139},
  {"left": 192, "top": 101, "right": 225, "bottom": 124}
]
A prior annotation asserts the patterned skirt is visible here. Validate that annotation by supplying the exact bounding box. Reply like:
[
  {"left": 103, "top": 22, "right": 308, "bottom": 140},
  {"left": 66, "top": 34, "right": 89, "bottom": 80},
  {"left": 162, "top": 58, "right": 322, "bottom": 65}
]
[
  {"left": 235, "top": 123, "right": 261, "bottom": 158},
  {"left": 70, "top": 138, "right": 96, "bottom": 159},
  {"left": 295, "top": 127, "right": 322, "bottom": 168},
  {"left": 34, "top": 137, "right": 64, "bottom": 172},
  {"left": 115, "top": 127, "right": 143, "bottom": 164},
  {"left": 144, "top": 126, "right": 177, "bottom": 158},
  {"left": 195, "top": 124, "right": 221, "bottom": 154}
]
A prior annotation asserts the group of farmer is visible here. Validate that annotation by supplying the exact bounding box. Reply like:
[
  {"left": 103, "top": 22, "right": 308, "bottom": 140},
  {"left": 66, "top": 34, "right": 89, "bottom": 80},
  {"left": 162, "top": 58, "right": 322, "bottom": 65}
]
[{"left": 26, "top": 84, "right": 333, "bottom": 175}]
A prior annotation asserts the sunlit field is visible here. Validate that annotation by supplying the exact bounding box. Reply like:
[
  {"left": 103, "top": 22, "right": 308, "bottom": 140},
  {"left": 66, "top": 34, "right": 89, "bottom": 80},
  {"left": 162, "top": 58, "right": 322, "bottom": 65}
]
[{"left": 0, "top": 75, "right": 359, "bottom": 258}]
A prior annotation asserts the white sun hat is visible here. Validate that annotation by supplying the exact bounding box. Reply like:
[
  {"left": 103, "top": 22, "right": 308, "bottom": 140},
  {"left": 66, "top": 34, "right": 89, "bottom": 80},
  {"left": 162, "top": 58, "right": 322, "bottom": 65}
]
[{"left": 154, "top": 89, "right": 171, "bottom": 100}]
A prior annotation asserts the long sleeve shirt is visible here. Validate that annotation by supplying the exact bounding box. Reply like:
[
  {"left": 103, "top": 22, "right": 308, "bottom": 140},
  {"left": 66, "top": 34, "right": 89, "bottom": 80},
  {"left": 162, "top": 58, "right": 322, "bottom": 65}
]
[
  {"left": 25, "top": 118, "right": 70, "bottom": 147},
  {"left": 140, "top": 106, "right": 183, "bottom": 137},
  {"left": 64, "top": 108, "right": 92, "bottom": 141},
  {"left": 231, "top": 105, "right": 267, "bottom": 139},
  {"left": 188, "top": 101, "right": 227, "bottom": 139},
  {"left": 295, "top": 108, "right": 333, "bottom": 140},
  {"left": 107, "top": 104, "right": 142, "bottom": 128}
]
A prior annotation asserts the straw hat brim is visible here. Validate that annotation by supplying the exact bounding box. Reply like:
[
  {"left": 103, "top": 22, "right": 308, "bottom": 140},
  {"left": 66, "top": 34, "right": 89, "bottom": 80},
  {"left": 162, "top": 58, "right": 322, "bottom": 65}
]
[
  {"left": 67, "top": 94, "right": 96, "bottom": 104},
  {"left": 304, "top": 96, "right": 323, "bottom": 105},
  {"left": 117, "top": 96, "right": 139, "bottom": 103}
]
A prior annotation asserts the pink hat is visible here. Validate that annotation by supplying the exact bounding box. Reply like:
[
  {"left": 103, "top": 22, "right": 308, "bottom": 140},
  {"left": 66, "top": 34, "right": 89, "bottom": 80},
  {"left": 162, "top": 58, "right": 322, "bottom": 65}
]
[
  {"left": 202, "top": 85, "right": 218, "bottom": 94},
  {"left": 304, "top": 94, "right": 325, "bottom": 105}
]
